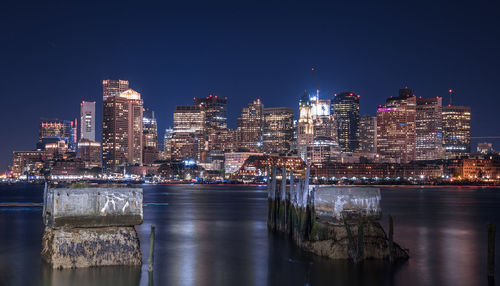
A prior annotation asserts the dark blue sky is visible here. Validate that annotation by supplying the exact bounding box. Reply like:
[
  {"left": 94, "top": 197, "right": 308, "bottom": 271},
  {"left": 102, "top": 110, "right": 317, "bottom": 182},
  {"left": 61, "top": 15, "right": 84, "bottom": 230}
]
[{"left": 1, "top": 0, "right": 500, "bottom": 171}]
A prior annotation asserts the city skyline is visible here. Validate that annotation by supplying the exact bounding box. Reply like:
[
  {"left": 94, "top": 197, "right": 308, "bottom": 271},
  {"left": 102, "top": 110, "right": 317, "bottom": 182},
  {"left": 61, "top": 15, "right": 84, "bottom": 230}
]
[{"left": 2, "top": 1, "right": 500, "bottom": 171}]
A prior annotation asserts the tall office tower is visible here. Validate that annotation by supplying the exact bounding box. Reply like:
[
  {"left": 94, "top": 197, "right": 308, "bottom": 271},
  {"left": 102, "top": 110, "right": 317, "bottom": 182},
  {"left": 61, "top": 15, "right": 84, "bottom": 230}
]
[
  {"left": 358, "top": 115, "right": 377, "bottom": 154},
  {"left": 163, "top": 128, "right": 174, "bottom": 160},
  {"left": 331, "top": 92, "right": 360, "bottom": 152},
  {"left": 297, "top": 91, "right": 314, "bottom": 161},
  {"left": 143, "top": 108, "right": 158, "bottom": 149},
  {"left": 442, "top": 105, "right": 471, "bottom": 157},
  {"left": 102, "top": 87, "right": 144, "bottom": 169},
  {"left": 237, "top": 99, "right": 264, "bottom": 151},
  {"left": 376, "top": 88, "right": 417, "bottom": 163},
  {"left": 77, "top": 139, "right": 102, "bottom": 169},
  {"left": 80, "top": 101, "right": 96, "bottom": 141},
  {"left": 38, "top": 118, "right": 77, "bottom": 151},
  {"left": 171, "top": 106, "right": 205, "bottom": 160},
  {"left": 416, "top": 97, "right": 443, "bottom": 160},
  {"left": 262, "top": 107, "right": 294, "bottom": 154},
  {"left": 194, "top": 94, "right": 228, "bottom": 131},
  {"left": 102, "top": 79, "right": 129, "bottom": 99}
]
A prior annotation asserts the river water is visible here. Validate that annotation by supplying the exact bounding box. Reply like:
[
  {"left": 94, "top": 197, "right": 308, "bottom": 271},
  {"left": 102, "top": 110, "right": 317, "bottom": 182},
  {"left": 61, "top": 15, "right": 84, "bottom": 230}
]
[{"left": 0, "top": 184, "right": 499, "bottom": 286}]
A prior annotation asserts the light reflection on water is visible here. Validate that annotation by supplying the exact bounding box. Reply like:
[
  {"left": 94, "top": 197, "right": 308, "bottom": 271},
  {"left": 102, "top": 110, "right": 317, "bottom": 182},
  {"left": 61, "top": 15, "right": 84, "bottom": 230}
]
[{"left": 0, "top": 184, "right": 499, "bottom": 286}]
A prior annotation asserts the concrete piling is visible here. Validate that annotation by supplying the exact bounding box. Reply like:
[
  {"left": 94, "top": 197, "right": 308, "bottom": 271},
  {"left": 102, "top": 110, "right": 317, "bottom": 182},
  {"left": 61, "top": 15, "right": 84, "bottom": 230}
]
[{"left": 148, "top": 224, "right": 156, "bottom": 273}]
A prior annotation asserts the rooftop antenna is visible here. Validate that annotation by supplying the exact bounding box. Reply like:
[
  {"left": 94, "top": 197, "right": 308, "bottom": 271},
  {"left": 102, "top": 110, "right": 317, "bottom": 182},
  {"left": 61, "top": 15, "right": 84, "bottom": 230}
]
[
  {"left": 311, "top": 67, "right": 319, "bottom": 99},
  {"left": 448, "top": 89, "right": 453, "bottom": 106}
]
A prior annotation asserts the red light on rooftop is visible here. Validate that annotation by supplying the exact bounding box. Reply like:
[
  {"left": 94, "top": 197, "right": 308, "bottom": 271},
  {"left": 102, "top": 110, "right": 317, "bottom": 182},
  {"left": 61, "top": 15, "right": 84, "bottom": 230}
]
[
  {"left": 334, "top": 94, "right": 337, "bottom": 96},
  {"left": 449, "top": 89, "right": 453, "bottom": 93},
  {"left": 350, "top": 93, "right": 353, "bottom": 96}
]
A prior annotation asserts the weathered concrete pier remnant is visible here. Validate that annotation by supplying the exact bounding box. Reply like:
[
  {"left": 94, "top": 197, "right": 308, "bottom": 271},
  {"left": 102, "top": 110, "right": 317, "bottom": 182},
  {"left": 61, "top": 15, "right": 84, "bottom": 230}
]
[
  {"left": 41, "top": 185, "right": 143, "bottom": 269},
  {"left": 267, "top": 166, "right": 409, "bottom": 262}
]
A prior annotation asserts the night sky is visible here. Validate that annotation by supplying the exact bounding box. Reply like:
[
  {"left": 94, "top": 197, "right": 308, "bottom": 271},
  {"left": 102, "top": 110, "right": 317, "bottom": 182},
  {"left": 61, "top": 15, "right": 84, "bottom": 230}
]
[{"left": 2, "top": 0, "right": 500, "bottom": 171}]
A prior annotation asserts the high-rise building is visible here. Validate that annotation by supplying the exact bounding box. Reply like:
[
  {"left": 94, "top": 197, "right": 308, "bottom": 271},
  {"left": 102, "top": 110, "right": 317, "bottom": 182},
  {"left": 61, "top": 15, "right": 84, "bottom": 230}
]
[
  {"left": 11, "top": 150, "right": 45, "bottom": 178},
  {"left": 143, "top": 108, "right": 158, "bottom": 149},
  {"left": 80, "top": 101, "right": 96, "bottom": 141},
  {"left": 171, "top": 106, "right": 204, "bottom": 160},
  {"left": 38, "top": 118, "right": 77, "bottom": 151},
  {"left": 297, "top": 91, "right": 314, "bottom": 161},
  {"left": 442, "top": 105, "right": 471, "bottom": 157},
  {"left": 102, "top": 79, "right": 129, "bottom": 99},
  {"left": 194, "top": 94, "right": 228, "bottom": 131},
  {"left": 237, "top": 99, "right": 264, "bottom": 152},
  {"left": 376, "top": 88, "right": 416, "bottom": 163},
  {"left": 416, "top": 97, "right": 443, "bottom": 160},
  {"left": 332, "top": 92, "right": 360, "bottom": 152},
  {"left": 262, "top": 107, "right": 294, "bottom": 154},
  {"left": 102, "top": 86, "right": 144, "bottom": 169},
  {"left": 358, "top": 115, "right": 377, "bottom": 154},
  {"left": 163, "top": 128, "right": 174, "bottom": 160}
]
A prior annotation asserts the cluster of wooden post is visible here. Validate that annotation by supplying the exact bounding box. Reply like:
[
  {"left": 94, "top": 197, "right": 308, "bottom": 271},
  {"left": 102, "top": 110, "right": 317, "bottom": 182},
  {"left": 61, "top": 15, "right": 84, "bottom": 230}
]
[{"left": 267, "top": 165, "right": 315, "bottom": 242}]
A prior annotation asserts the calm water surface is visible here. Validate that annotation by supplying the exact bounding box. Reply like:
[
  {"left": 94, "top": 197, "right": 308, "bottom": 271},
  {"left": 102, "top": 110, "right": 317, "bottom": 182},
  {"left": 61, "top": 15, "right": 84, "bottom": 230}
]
[{"left": 0, "top": 184, "right": 499, "bottom": 286}]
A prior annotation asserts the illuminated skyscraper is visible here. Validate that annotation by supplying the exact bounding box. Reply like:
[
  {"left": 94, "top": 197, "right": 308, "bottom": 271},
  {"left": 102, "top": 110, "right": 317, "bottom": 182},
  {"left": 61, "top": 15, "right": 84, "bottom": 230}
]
[
  {"left": 80, "top": 101, "right": 96, "bottom": 141},
  {"left": 143, "top": 108, "right": 158, "bottom": 149},
  {"left": 194, "top": 94, "right": 227, "bottom": 131},
  {"left": 102, "top": 87, "right": 144, "bottom": 169},
  {"left": 416, "top": 97, "right": 443, "bottom": 160},
  {"left": 163, "top": 128, "right": 174, "bottom": 160},
  {"left": 102, "top": 79, "right": 129, "bottom": 99},
  {"left": 38, "top": 118, "right": 77, "bottom": 151},
  {"left": 262, "top": 107, "right": 294, "bottom": 154},
  {"left": 237, "top": 99, "right": 264, "bottom": 151},
  {"left": 171, "top": 105, "right": 204, "bottom": 160},
  {"left": 77, "top": 139, "right": 101, "bottom": 168},
  {"left": 332, "top": 92, "right": 360, "bottom": 152},
  {"left": 358, "top": 115, "right": 377, "bottom": 154},
  {"left": 376, "top": 88, "right": 416, "bottom": 163},
  {"left": 442, "top": 105, "right": 471, "bottom": 157},
  {"left": 297, "top": 91, "right": 314, "bottom": 161}
]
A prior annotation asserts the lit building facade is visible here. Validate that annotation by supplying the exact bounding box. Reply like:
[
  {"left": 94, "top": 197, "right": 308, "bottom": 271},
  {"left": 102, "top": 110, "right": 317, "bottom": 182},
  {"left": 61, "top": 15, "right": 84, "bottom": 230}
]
[
  {"left": 224, "top": 152, "right": 264, "bottom": 174},
  {"left": 38, "top": 118, "right": 77, "bottom": 151},
  {"left": 80, "top": 101, "right": 96, "bottom": 141},
  {"left": 102, "top": 79, "right": 129, "bottom": 99},
  {"left": 442, "top": 105, "right": 471, "bottom": 157},
  {"left": 163, "top": 128, "right": 174, "bottom": 160},
  {"left": 332, "top": 92, "right": 360, "bottom": 152},
  {"left": 171, "top": 105, "right": 204, "bottom": 160},
  {"left": 77, "top": 139, "right": 101, "bottom": 168},
  {"left": 11, "top": 150, "right": 45, "bottom": 178},
  {"left": 307, "top": 136, "right": 338, "bottom": 165},
  {"left": 297, "top": 91, "right": 314, "bottom": 161},
  {"left": 237, "top": 99, "right": 264, "bottom": 152},
  {"left": 376, "top": 88, "right": 416, "bottom": 163},
  {"left": 262, "top": 107, "right": 294, "bottom": 154},
  {"left": 194, "top": 95, "right": 228, "bottom": 131},
  {"left": 416, "top": 97, "right": 443, "bottom": 160},
  {"left": 358, "top": 115, "right": 377, "bottom": 154},
  {"left": 102, "top": 87, "right": 144, "bottom": 169},
  {"left": 143, "top": 108, "right": 158, "bottom": 148}
]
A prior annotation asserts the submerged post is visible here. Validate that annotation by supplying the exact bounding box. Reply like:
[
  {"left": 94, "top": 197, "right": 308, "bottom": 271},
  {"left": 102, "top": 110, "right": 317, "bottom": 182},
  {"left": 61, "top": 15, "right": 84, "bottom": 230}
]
[
  {"left": 148, "top": 224, "right": 156, "bottom": 273},
  {"left": 389, "top": 215, "right": 394, "bottom": 263},
  {"left": 488, "top": 223, "right": 496, "bottom": 279}
]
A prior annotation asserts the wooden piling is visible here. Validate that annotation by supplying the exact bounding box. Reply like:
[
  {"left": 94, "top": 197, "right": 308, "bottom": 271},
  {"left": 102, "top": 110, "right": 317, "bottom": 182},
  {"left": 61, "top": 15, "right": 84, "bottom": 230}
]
[
  {"left": 389, "top": 215, "right": 394, "bottom": 263},
  {"left": 148, "top": 224, "right": 156, "bottom": 273},
  {"left": 358, "top": 221, "right": 364, "bottom": 261},
  {"left": 488, "top": 223, "right": 496, "bottom": 279}
]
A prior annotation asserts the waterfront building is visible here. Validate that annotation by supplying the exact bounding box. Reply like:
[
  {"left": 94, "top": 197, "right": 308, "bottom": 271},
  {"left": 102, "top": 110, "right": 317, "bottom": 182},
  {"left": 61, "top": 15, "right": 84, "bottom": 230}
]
[
  {"left": 331, "top": 92, "right": 360, "bottom": 152},
  {"left": 416, "top": 97, "right": 443, "bottom": 160},
  {"left": 262, "top": 107, "right": 294, "bottom": 154},
  {"left": 80, "top": 101, "right": 96, "bottom": 141},
  {"left": 442, "top": 105, "right": 471, "bottom": 157},
  {"left": 11, "top": 150, "right": 45, "bottom": 178},
  {"left": 237, "top": 99, "right": 264, "bottom": 152},
  {"left": 38, "top": 118, "right": 77, "bottom": 151},
  {"left": 236, "top": 155, "right": 307, "bottom": 179},
  {"left": 102, "top": 79, "right": 129, "bottom": 99},
  {"left": 224, "top": 152, "right": 264, "bottom": 174},
  {"left": 297, "top": 91, "right": 314, "bottom": 161},
  {"left": 77, "top": 139, "right": 101, "bottom": 169},
  {"left": 102, "top": 87, "right": 144, "bottom": 169},
  {"left": 376, "top": 88, "right": 417, "bottom": 163},
  {"left": 358, "top": 115, "right": 377, "bottom": 154},
  {"left": 452, "top": 158, "right": 500, "bottom": 181},
  {"left": 307, "top": 136, "right": 339, "bottom": 165}
]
